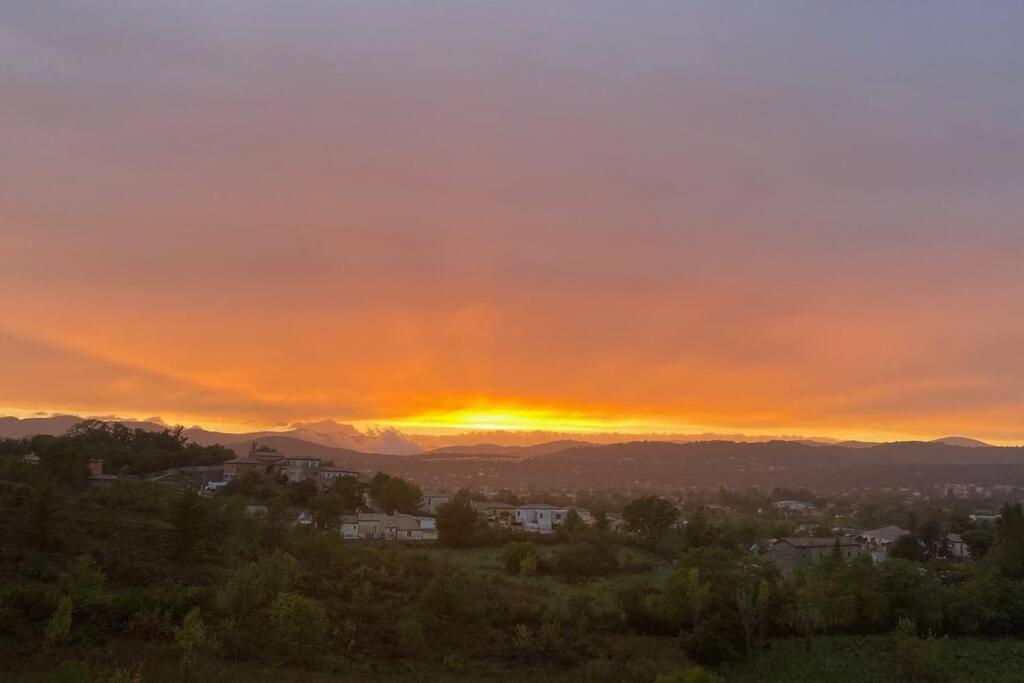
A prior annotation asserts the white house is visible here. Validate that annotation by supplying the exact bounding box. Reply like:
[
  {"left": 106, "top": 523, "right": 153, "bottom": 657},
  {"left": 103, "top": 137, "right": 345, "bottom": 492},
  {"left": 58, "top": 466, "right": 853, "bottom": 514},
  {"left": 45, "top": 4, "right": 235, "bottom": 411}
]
[
  {"left": 773, "top": 500, "right": 815, "bottom": 513},
  {"left": 341, "top": 515, "right": 360, "bottom": 539},
  {"left": 421, "top": 491, "right": 451, "bottom": 514},
  {"left": 514, "top": 503, "right": 569, "bottom": 533},
  {"left": 947, "top": 533, "right": 969, "bottom": 559}
]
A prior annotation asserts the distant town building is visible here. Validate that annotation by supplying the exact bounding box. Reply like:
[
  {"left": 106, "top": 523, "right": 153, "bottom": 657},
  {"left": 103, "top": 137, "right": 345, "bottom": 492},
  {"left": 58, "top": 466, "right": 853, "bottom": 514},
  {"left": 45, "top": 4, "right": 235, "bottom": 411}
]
[
  {"left": 470, "top": 501, "right": 517, "bottom": 525},
  {"left": 854, "top": 526, "right": 909, "bottom": 563},
  {"left": 245, "top": 504, "right": 269, "bottom": 517},
  {"left": 421, "top": 491, "right": 451, "bottom": 514},
  {"left": 318, "top": 466, "right": 359, "bottom": 484},
  {"left": 970, "top": 510, "right": 1000, "bottom": 524},
  {"left": 772, "top": 500, "right": 815, "bottom": 513},
  {"left": 947, "top": 533, "right": 969, "bottom": 559},
  {"left": 767, "top": 537, "right": 861, "bottom": 576}
]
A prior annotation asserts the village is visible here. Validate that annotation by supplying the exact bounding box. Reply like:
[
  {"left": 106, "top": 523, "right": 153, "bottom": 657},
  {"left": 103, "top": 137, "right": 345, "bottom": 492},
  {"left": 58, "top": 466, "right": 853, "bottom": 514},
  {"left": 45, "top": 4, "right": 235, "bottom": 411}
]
[
  {"left": 33, "top": 444, "right": 1000, "bottom": 576},
  {"left": 205, "top": 449, "right": 997, "bottom": 575}
]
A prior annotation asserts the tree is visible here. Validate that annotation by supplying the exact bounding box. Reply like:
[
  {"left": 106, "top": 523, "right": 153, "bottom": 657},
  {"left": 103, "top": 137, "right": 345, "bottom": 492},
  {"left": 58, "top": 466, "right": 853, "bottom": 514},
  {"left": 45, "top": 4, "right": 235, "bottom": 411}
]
[
  {"left": 962, "top": 528, "right": 996, "bottom": 560},
  {"left": 890, "top": 534, "right": 925, "bottom": 562},
  {"left": 175, "top": 607, "right": 214, "bottom": 672},
  {"left": 289, "top": 478, "right": 317, "bottom": 505},
  {"left": 991, "top": 503, "right": 1024, "bottom": 579},
  {"left": 437, "top": 499, "right": 477, "bottom": 547},
  {"left": 563, "top": 509, "right": 584, "bottom": 533},
  {"left": 918, "top": 517, "right": 948, "bottom": 559},
  {"left": 623, "top": 496, "right": 678, "bottom": 540},
  {"left": 330, "top": 475, "right": 365, "bottom": 511},
  {"left": 29, "top": 483, "right": 58, "bottom": 550},
  {"left": 369, "top": 472, "right": 422, "bottom": 514},
  {"left": 594, "top": 509, "right": 609, "bottom": 531},
  {"left": 60, "top": 555, "right": 106, "bottom": 606},
  {"left": 169, "top": 489, "right": 207, "bottom": 561},
  {"left": 684, "top": 507, "right": 717, "bottom": 548},
  {"left": 44, "top": 596, "right": 73, "bottom": 644},
  {"left": 311, "top": 492, "right": 345, "bottom": 530},
  {"left": 269, "top": 593, "right": 329, "bottom": 663}
]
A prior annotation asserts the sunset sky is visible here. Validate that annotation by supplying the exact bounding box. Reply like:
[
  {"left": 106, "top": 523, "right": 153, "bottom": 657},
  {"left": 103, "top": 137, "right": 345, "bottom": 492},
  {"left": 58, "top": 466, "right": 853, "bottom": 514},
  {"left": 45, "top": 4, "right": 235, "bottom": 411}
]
[{"left": 2, "top": 3, "right": 1024, "bottom": 443}]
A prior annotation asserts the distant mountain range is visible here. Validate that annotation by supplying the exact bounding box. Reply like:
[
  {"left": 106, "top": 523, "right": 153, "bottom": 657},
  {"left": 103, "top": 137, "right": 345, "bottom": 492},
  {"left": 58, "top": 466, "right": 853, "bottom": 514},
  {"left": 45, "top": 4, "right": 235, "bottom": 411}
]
[{"left": 3, "top": 415, "right": 1015, "bottom": 491}]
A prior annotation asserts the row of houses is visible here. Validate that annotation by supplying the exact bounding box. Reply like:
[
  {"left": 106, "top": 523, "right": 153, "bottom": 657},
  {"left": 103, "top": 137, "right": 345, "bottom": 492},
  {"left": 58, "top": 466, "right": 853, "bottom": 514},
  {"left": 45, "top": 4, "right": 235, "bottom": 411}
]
[
  {"left": 422, "top": 492, "right": 626, "bottom": 534},
  {"left": 222, "top": 452, "right": 358, "bottom": 486},
  {"left": 767, "top": 524, "right": 973, "bottom": 575},
  {"left": 339, "top": 513, "right": 438, "bottom": 541},
  {"left": 332, "top": 503, "right": 623, "bottom": 541}
]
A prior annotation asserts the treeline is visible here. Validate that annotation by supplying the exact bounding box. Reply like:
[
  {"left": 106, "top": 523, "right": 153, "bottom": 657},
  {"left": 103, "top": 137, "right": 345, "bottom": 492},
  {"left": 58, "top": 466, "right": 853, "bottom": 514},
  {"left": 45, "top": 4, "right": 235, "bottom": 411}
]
[{"left": 0, "top": 420, "right": 235, "bottom": 483}]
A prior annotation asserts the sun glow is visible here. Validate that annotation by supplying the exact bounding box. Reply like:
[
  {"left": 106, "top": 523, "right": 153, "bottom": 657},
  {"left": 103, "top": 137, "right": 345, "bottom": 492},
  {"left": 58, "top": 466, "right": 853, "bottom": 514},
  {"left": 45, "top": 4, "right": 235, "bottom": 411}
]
[{"left": 375, "top": 407, "right": 707, "bottom": 436}]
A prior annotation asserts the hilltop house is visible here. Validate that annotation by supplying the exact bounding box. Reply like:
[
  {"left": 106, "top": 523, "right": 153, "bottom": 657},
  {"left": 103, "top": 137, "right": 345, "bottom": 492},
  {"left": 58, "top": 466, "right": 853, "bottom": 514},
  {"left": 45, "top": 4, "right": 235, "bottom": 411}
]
[
  {"left": 222, "top": 452, "right": 285, "bottom": 480},
  {"left": 285, "top": 456, "right": 320, "bottom": 483},
  {"left": 514, "top": 503, "right": 569, "bottom": 533},
  {"left": 767, "top": 537, "right": 862, "bottom": 576}
]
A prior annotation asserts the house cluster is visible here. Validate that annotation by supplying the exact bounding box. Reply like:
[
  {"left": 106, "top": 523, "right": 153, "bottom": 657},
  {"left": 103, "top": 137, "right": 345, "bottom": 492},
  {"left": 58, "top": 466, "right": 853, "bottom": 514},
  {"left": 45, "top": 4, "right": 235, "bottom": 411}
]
[
  {"left": 323, "top": 491, "right": 625, "bottom": 543},
  {"left": 421, "top": 492, "right": 625, "bottom": 535},
  {"left": 767, "top": 526, "right": 916, "bottom": 575},
  {"left": 221, "top": 452, "right": 358, "bottom": 488},
  {"left": 767, "top": 537, "right": 862, "bottom": 576},
  {"left": 767, "top": 522, "right": 980, "bottom": 575}
]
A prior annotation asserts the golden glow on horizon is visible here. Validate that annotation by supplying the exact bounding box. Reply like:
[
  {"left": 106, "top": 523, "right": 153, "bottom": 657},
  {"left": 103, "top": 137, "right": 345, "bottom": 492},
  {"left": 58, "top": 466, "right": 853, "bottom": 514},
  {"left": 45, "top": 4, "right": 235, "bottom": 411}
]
[{"left": 3, "top": 403, "right": 1020, "bottom": 446}]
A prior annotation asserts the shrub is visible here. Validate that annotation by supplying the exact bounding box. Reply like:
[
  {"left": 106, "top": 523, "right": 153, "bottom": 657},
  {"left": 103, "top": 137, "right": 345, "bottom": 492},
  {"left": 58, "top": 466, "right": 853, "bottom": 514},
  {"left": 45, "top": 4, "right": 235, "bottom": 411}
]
[
  {"left": 891, "top": 618, "right": 953, "bottom": 683},
  {"left": 500, "top": 542, "right": 539, "bottom": 575},
  {"left": 554, "top": 542, "right": 619, "bottom": 582},
  {"left": 656, "top": 667, "right": 725, "bottom": 683},
  {"left": 395, "top": 615, "right": 426, "bottom": 657}
]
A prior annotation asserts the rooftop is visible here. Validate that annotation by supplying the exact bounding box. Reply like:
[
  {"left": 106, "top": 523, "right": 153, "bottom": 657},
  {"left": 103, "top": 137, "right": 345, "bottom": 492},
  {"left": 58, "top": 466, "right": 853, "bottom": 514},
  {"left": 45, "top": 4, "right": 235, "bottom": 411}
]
[
  {"left": 777, "top": 537, "right": 859, "bottom": 548},
  {"left": 857, "top": 526, "right": 909, "bottom": 543}
]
